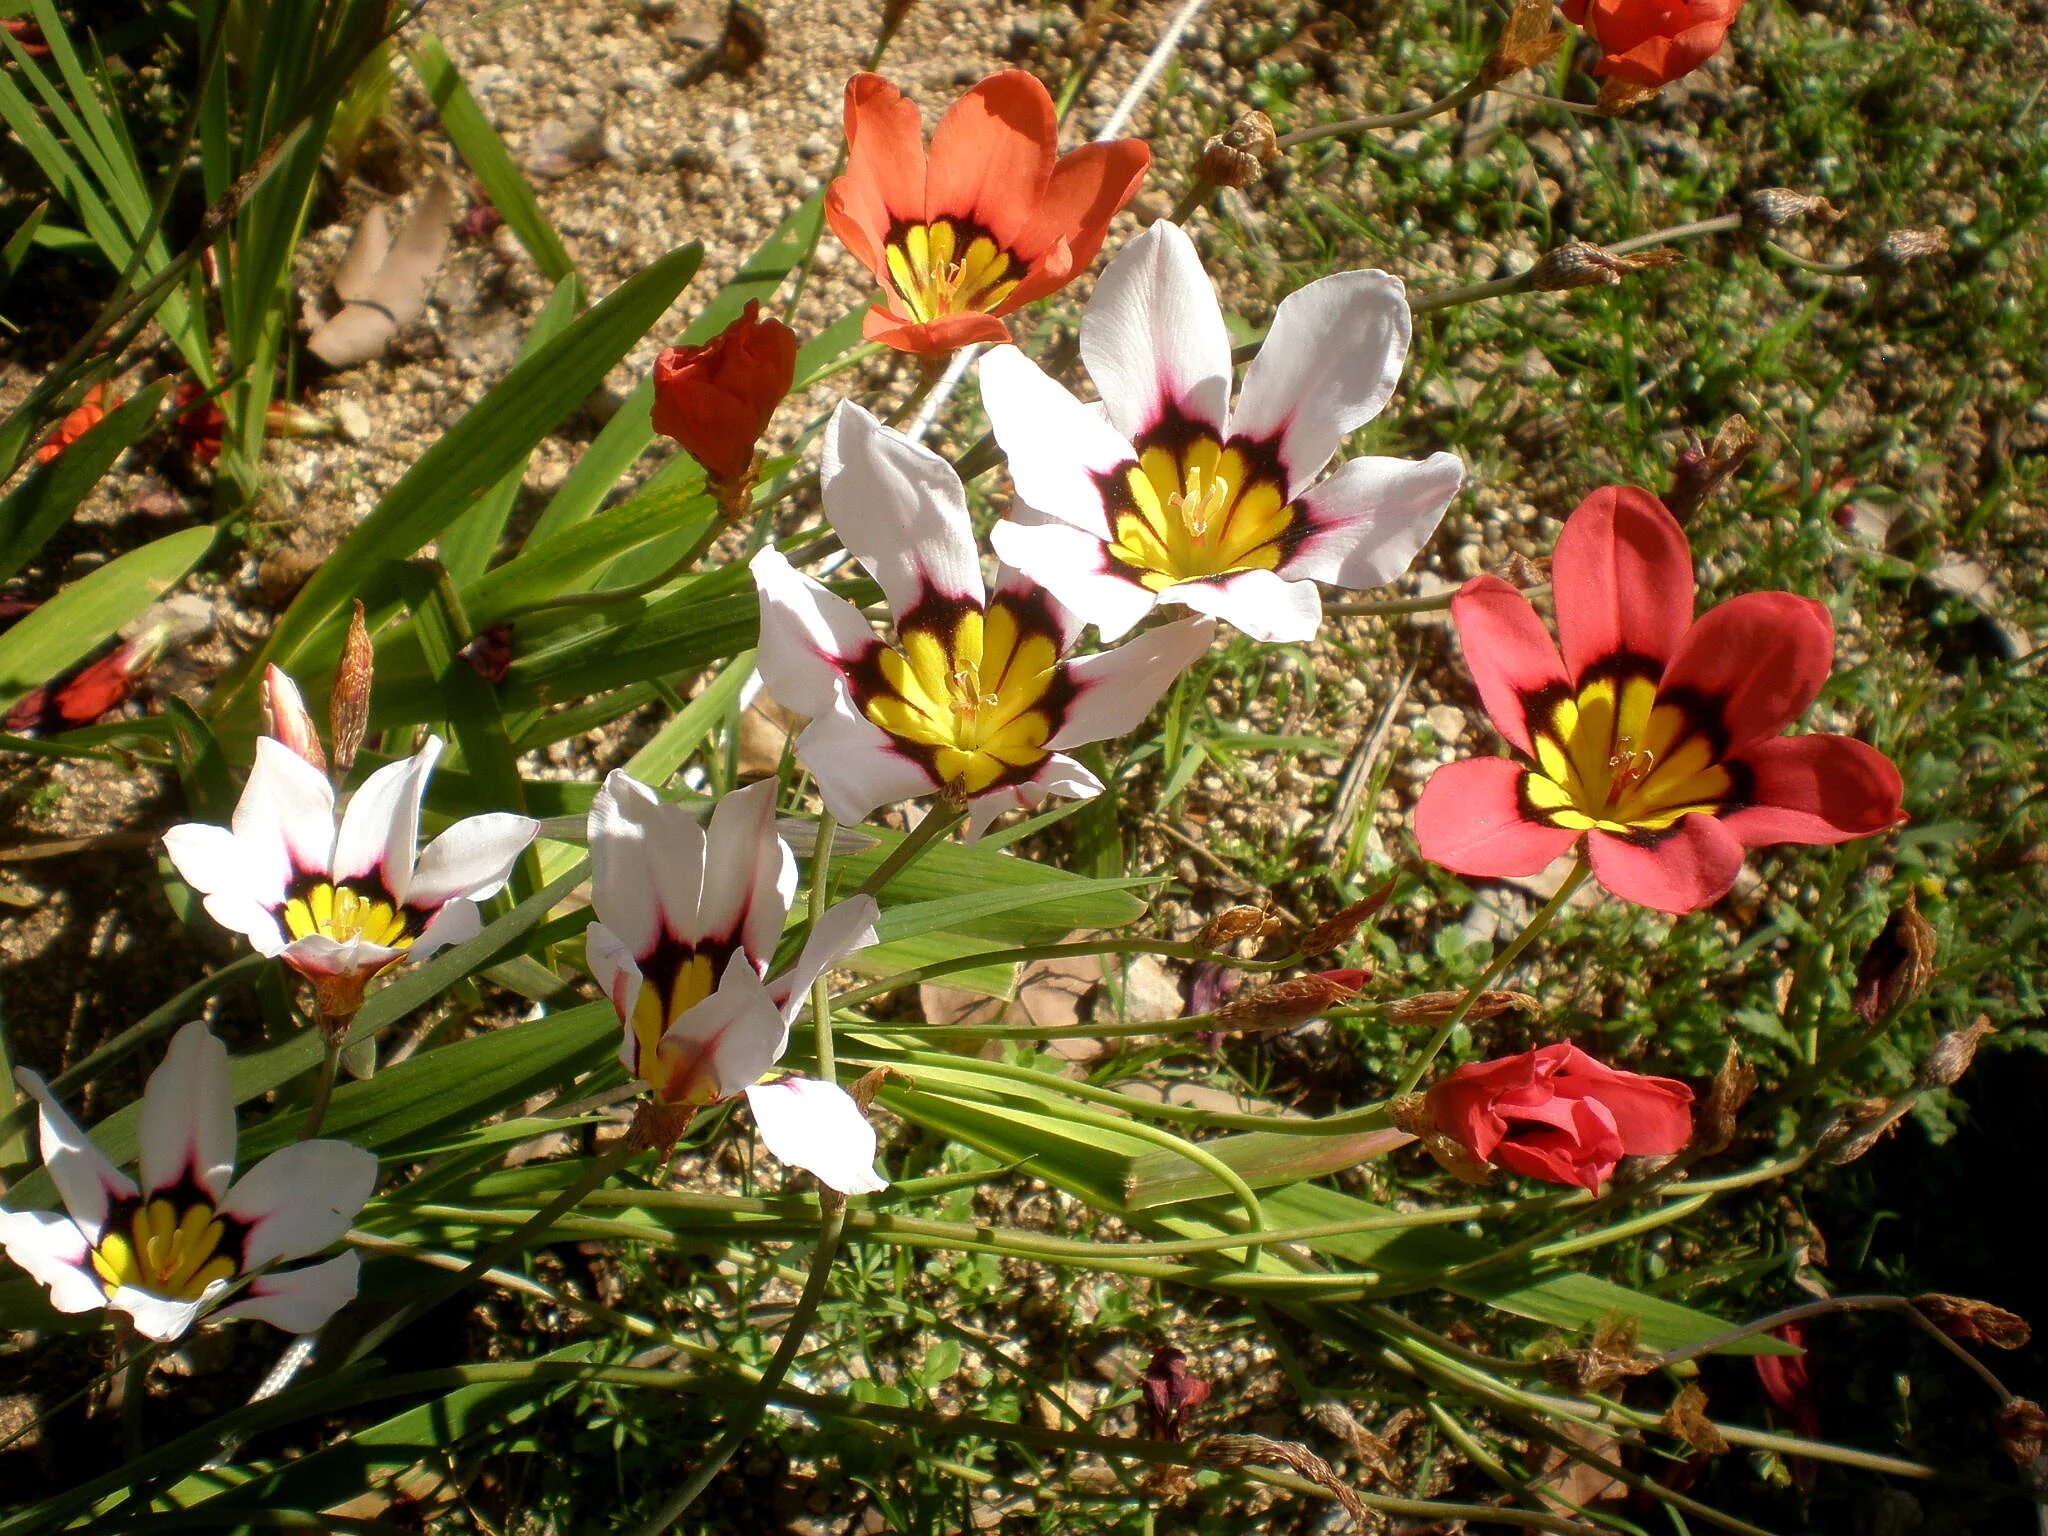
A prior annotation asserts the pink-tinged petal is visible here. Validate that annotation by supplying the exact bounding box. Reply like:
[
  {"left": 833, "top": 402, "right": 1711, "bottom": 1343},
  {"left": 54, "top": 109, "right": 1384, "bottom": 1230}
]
[
  {"left": 988, "top": 517, "right": 1156, "bottom": 642},
  {"left": 698, "top": 777, "right": 796, "bottom": 962},
  {"left": 138, "top": 1023, "right": 235, "bottom": 1203},
  {"left": 744, "top": 1076, "right": 888, "bottom": 1195},
  {"left": 965, "top": 753, "right": 1102, "bottom": 840},
  {"left": 406, "top": 813, "right": 537, "bottom": 911},
  {"left": 1079, "top": 221, "right": 1233, "bottom": 441},
  {"left": 1232, "top": 269, "right": 1415, "bottom": 496},
  {"left": 1720, "top": 734, "right": 1904, "bottom": 849},
  {"left": 767, "top": 894, "right": 881, "bottom": 1021},
  {"left": 922, "top": 70, "right": 1056, "bottom": 248},
  {"left": 1159, "top": 568, "right": 1322, "bottom": 643},
  {"left": 822, "top": 401, "right": 983, "bottom": 613},
  {"left": 224, "top": 1139, "right": 378, "bottom": 1269},
  {"left": 1281, "top": 451, "right": 1465, "bottom": 591},
  {"left": 1586, "top": 818, "right": 1746, "bottom": 915},
  {"left": 332, "top": 737, "right": 441, "bottom": 899},
  {"left": 793, "top": 680, "right": 943, "bottom": 826},
  {"left": 1450, "top": 576, "right": 1570, "bottom": 756},
  {"left": 750, "top": 547, "right": 883, "bottom": 720},
  {"left": 275, "top": 933, "right": 407, "bottom": 979},
  {"left": 0, "top": 1208, "right": 106, "bottom": 1314},
  {"left": 978, "top": 343, "right": 1132, "bottom": 539},
  {"left": 1659, "top": 591, "right": 1835, "bottom": 753},
  {"left": 213, "top": 1252, "right": 359, "bottom": 1333},
  {"left": 409, "top": 898, "right": 481, "bottom": 963},
  {"left": 163, "top": 821, "right": 287, "bottom": 925},
  {"left": 590, "top": 770, "right": 708, "bottom": 958},
  {"left": 111, "top": 1285, "right": 214, "bottom": 1342},
  {"left": 586, "top": 923, "right": 646, "bottom": 1074},
  {"left": 1049, "top": 616, "right": 1215, "bottom": 751},
  {"left": 654, "top": 954, "right": 789, "bottom": 1103},
  {"left": 1552, "top": 486, "right": 1694, "bottom": 685},
  {"left": 15, "top": 1068, "right": 136, "bottom": 1238},
  {"left": 1414, "top": 757, "right": 1581, "bottom": 878},
  {"left": 235, "top": 736, "right": 337, "bottom": 884}
]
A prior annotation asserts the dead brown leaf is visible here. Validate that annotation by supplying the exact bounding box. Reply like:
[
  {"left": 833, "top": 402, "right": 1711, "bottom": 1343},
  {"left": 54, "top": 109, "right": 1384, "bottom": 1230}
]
[{"left": 307, "top": 178, "right": 456, "bottom": 368}]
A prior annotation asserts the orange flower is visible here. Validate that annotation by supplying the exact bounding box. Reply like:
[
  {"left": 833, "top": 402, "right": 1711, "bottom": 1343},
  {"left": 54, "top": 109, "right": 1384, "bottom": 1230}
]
[
  {"left": 825, "top": 71, "right": 1150, "bottom": 356},
  {"left": 1563, "top": 0, "right": 1743, "bottom": 90},
  {"left": 651, "top": 299, "right": 798, "bottom": 484},
  {"left": 34, "top": 383, "right": 115, "bottom": 465}
]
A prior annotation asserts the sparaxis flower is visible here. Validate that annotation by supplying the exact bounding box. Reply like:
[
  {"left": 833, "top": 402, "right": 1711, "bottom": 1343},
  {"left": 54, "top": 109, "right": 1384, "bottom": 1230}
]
[
  {"left": 750, "top": 401, "right": 1215, "bottom": 838},
  {"left": 1564, "top": 0, "right": 1743, "bottom": 101},
  {"left": 979, "top": 221, "right": 1464, "bottom": 643},
  {"left": 651, "top": 298, "right": 799, "bottom": 486},
  {"left": 34, "top": 382, "right": 115, "bottom": 465},
  {"left": 584, "top": 771, "right": 886, "bottom": 1195},
  {"left": 0, "top": 1023, "right": 376, "bottom": 1341}
]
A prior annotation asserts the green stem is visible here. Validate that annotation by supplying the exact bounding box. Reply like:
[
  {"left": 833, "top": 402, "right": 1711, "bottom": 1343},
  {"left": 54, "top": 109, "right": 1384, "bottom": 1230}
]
[
  {"left": 808, "top": 808, "right": 840, "bottom": 1082},
  {"left": 1274, "top": 77, "right": 1486, "bottom": 149},
  {"left": 301, "top": 1040, "right": 341, "bottom": 1141},
  {"left": 1394, "top": 857, "right": 1592, "bottom": 1094},
  {"left": 832, "top": 936, "right": 1299, "bottom": 1010},
  {"left": 1166, "top": 173, "right": 1217, "bottom": 225},
  {"left": 852, "top": 806, "right": 962, "bottom": 901},
  {"left": 118, "top": 1331, "right": 145, "bottom": 1463}
]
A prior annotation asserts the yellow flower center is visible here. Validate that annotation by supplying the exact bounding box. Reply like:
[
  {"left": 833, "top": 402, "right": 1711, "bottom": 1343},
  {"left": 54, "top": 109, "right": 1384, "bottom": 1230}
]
[
  {"left": 1102, "top": 432, "right": 1296, "bottom": 592},
  {"left": 883, "top": 219, "right": 1021, "bottom": 324},
  {"left": 862, "top": 599, "right": 1064, "bottom": 797},
  {"left": 631, "top": 949, "right": 722, "bottom": 1105},
  {"left": 91, "top": 1197, "right": 237, "bottom": 1301},
  {"left": 282, "top": 881, "right": 416, "bottom": 951},
  {"left": 1521, "top": 672, "right": 1734, "bottom": 835}
]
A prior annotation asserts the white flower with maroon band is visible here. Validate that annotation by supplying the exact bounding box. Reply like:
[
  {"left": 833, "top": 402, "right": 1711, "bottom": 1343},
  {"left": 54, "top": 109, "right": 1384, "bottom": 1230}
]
[
  {"left": 161, "top": 736, "right": 537, "bottom": 1024},
  {"left": 584, "top": 771, "right": 887, "bottom": 1195},
  {"left": 0, "top": 1023, "right": 376, "bottom": 1342},
  {"left": 750, "top": 400, "right": 1215, "bottom": 839},
  {"left": 978, "top": 219, "right": 1465, "bottom": 644}
]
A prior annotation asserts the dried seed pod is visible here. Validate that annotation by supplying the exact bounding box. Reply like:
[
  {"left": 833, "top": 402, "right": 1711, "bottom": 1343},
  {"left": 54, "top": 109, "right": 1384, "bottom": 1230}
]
[
  {"left": 1915, "top": 1018, "right": 1993, "bottom": 1091},
  {"left": 329, "top": 600, "right": 374, "bottom": 776},
  {"left": 1528, "top": 240, "right": 1680, "bottom": 292},
  {"left": 1997, "top": 1399, "right": 2047, "bottom": 1466},
  {"left": 1689, "top": 1044, "right": 1757, "bottom": 1157},
  {"left": 1300, "top": 875, "right": 1398, "bottom": 956},
  {"left": 1742, "top": 187, "right": 1844, "bottom": 230},
  {"left": 1666, "top": 415, "right": 1762, "bottom": 524},
  {"left": 1212, "top": 969, "right": 1366, "bottom": 1034},
  {"left": 851, "top": 1064, "right": 897, "bottom": 1114},
  {"left": 1386, "top": 988, "right": 1536, "bottom": 1025},
  {"left": 1196, "top": 1436, "right": 1372, "bottom": 1527},
  {"left": 1545, "top": 1316, "right": 1657, "bottom": 1394},
  {"left": 626, "top": 1099, "right": 697, "bottom": 1154},
  {"left": 1914, "top": 1294, "right": 2032, "bottom": 1351},
  {"left": 1863, "top": 226, "right": 1950, "bottom": 274},
  {"left": 1195, "top": 110, "right": 1279, "bottom": 190},
  {"left": 1816, "top": 1097, "right": 1905, "bottom": 1166},
  {"left": 1196, "top": 904, "right": 1284, "bottom": 949},
  {"left": 1852, "top": 890, "right": 1939, "bottom": 1025},
  {"left": 1480, "top": 0, "right": 1565, "bottom": 84},
  {"left": 1662, "top": 1384, "right": 1731, "bottom": 1455}
]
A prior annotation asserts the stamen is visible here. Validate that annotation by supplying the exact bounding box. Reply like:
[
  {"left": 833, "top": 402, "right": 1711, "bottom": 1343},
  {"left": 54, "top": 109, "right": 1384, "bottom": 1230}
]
[
  {"left": 948, "top": 664, "right": 999, "bottom": 728},
  {"left": 1168, "top": 464, "right": 1233, "bottom": 539},
  {"left": 1603, "top": 740, "right": 1657, "bottom": 810}
]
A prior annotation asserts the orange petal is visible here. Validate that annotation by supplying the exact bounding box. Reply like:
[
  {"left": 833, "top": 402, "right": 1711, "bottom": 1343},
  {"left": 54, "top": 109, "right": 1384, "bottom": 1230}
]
[
  {"left": 862, "top": 305, "right": 1012, "bottom": 355},
  {"left": 923, "top": 70, "right": 1058, "bottom": 249},
  {"left": 837, "top": 73, "right": 928, "bottom": 263},
  {"left": 996, "top": 234, "right": 1076, "bottom": 314},
  {"left": 1011, "top": 137, "right": 1150, "bottom": 268}
]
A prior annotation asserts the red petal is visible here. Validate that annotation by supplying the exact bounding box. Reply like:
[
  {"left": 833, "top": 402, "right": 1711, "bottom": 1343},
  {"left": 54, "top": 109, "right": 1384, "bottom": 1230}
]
[
  {"left": 997, "top": 235, "right": 1076, "bottom": 315},
  {"left": 1010, "top": 137, "right": 1150, "bottom": 267},
  {"left": 1719, "top": 734, "right": 1903, "bottom": 849},
  {"left": 1586, "top": 817, "right": 1745, "bottom": 914},
  {"left": 923, "top": 71, "right": 1058, "bottom": 250},
  {"left": 1552, "top": 1050, "right": 1694, "bottom": 1153},
  {"left": 1659, "top": 590, "right": 1834, "bottom": 753},
  {"left": 1596, "top": 17, "right": 1737, "bottom": 85},
  {"left": 1552, "top": 485, "right": 1694, "bottom": 685},
  {"left": 1414, "top": 757, "right": 1580, "bottom": 878},
  {"left": 861, "top": 305, "right": 1011, "bottom": 355},
  {"left": 1449, "top": 575, "right": 1568, "bottom": 756}
]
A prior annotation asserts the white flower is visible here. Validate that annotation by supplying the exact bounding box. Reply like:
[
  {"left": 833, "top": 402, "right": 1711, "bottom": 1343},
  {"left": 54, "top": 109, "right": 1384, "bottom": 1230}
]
[
  {"left": 0, "top": 1023, "right": 377, "bottom": 1342},
  {"left": 750, "top": 400, "right": 1215, "bottom": 840},
  {"left": 978, "top": 219, "right": 1465, "bottom": 644},
  {"left": 584, "top": 771, "right": 887, "bottom": 1195},
  {"left": 162, "top": 734, "right": 538, "bottom": 1019}
]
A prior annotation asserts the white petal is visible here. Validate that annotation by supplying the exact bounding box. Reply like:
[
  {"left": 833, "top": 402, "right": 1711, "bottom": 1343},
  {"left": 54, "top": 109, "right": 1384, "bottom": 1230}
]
[
  {"left": 767, "top": 895, "right": 880, "bottom": 1022},
  {"left": 213, "top": 1251, "right": 360, "bottom": 1333},
  {"left": 409, "top": 899, "right": 480, "bottom": 962},
  {"left": 822, "top": 400, "right": 983, "bottom": 614},
  {"left": 988, "top": 518, "right": 1157, "bottom": 643},
  {"left": 162, "top": 822, "right": 286, "bottom": 926},
  {"left": 1281, "top": 451, "right": 1465, "bottom": 590},
  {"left": 792, "top": 680, "right": 941, "bottom": 827},
  {"left": 978, "top": 344, "right": 1132, "bottom": 538},
  {"left": 15, "top": 1068, "right": 136, "bottom": 1238},
  {"left": 197, "top": 891, "right": 289, "bottom": 956},
  {"left": 585, "top": 923, "right": 647, "bottom": 1075},
  {"left": 276, "top": 933, "right": 407, "bottom": 979},
  {"left": 964, "top": 753, "right": 1104, "bottom": 840},
  {"left": 1080, "top": 221, "right": 1233, "bottom": 440},
  {"left": 1161, "top": 568, "right": 1324, "bottom": 643},
  {"left": 1231, "top": 268, "right": 1414, "bottom": 496},
  {"left": 406, "top": 813, "right": 537, "bottom": 910},
  {"left": 0, "top": 1207, "right": 107, "bottom": 1314},
  {"left": 750, "top": 547, "right": 881, "bottom": 721},
  {"left": 590, "top": 770, "right": 705, "bottom": 959},
  {"left": 138, "top": 1023, "right": 236, "bottom": 1203},
  {"left": 332, "top": 737, "right": 441, "bottom": 901},
  {"left": 233, "top": 737, "right": 336, "bottom": 886},
  {"left": 744, "top": 1076, "right": 887, "bottom": 1195},
  {"left": 1049, "top": 616, "right": 1216, "bottom": 750},
  {"left": 653, "top": 954, "right": 789, "bottom": 1103},
  {"left": 698, "top": 777, "right": 795, "bottom": 964},
  {"left": 113, "top": 1283, "right": 216, "bottom": 1342},
  {"left": 223, "top": 1139, "right": 379, "bottom": 1270}
]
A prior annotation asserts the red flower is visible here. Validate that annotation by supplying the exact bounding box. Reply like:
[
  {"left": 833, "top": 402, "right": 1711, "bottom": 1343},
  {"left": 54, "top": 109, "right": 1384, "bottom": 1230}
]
[
  {"left": 650, "top": 299, "right": 798, "bottom": 484},
  {"left": 1414, "top": 486, "right": 1902, "bottom": 914},
  {"left": 1425, "top": 1042, "right": 1693, "bottom": 1192},
  {"left": 34, "top": 384, "right": 114, "bottom": 465},
  {"left": 4, "top": 639, "right": 150, "bottom": 735},
  {"left": 825, "top": 71, "right": 1150, "bottom": 356},
  {"left": 1563, "top": 0, "right": 1743, "bottom": 89},
  {"left": 1141, "top": 1347, "right": 1211, "bottom": 1441},
  {"left": 172, "top": 382, "right": 226, "bottom": 465}
]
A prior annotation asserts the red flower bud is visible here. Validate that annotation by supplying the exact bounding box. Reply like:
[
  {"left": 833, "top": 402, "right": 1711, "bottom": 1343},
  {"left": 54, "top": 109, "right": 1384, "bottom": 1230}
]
[
  {"left": 1562, "top": 0, "right": 1743, "bottom": 92},
  {"left": 1141, "top": 1347, "right": 1211, "bottom": 1441},
  {"left": 172, "top": 381, "right": 227, "bottom": 465},
  {"left": 261, "top": 664, "right": 327, "bottom": 773},
  {"left": 34, "top": 383, "right": 115, "bottom": 465},
  {"left": 650, "top": 299, "right": 798, "bottom": 485},
  {"left": 1424, "top": 1042, "right": 1693, "bottom": 1192}
]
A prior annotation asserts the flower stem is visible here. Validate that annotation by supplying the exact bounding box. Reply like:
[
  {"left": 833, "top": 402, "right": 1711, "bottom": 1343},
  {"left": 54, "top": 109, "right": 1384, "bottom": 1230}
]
[
  {"left": 808, "top": 808, "right": 840, "bottom": 1083},
  {"left": 852, "top": 806, "right": 962, "bottom": 902},
  {"left": 301, "top": 1039, "right": 341, "bottom": 1141},
  {"left": 1273, "top": 76, "right": 1486, "bottom": 149},
  {"left": 1394, "top": 857, "right": 1592, "bottom": 1095},
  {"left": 116, "top": 1328, "right": 145, "bottom": 1463}
]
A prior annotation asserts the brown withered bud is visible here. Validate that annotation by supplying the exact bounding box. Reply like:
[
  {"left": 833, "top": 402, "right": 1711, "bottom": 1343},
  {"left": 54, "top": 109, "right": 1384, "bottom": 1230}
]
[
  {"left": 1299, "top": 874, "right": 1399, "bottom": 956},
  {"left": 1480, "top": 0, "right": 1565, "bottom": 85},
  {"left": 850, "top": 1064, "right": 897, "bottom": 1114},
  {"left": 1915, "top": 1018, "right": 1993, "bottom": 1091},
  {"left": 1195, "top": 110, "right": 1279, "bottom": 191},
  {"left": 626, "top": 1099, "right": 697, "bottom": 1155},
  {"left": 1690, "top": 1044, "right": 1757, "bottom": 1157},
  {"left": 1852, "top": 891, "right": 1938, "bottom": 1026},
  {"left": 1914, "top": 1294, "right": 2032, "bottom": 1351},
  {"left": 261, "top": 663, "right": 326, "bottom": 773},
  {"left": 1387, "top": 1092, "right": 1435, "bottom": 1138},
  {"left": 1595, "top": 77, "right": 1660, "bottom": 116},
  {"left": 1666, "top": 415, "right": 1762, "bottom": 525},
  {"left": 1861, "top": 226, "right": 1950, "bottom": 276},
  {"left": 1742, "top": 187, "right": 1844, "bottom": 231},
  {"left": 329, "top": 600, "right": 374, "bottom": 777},
  {"left": 1500, "top": 551, "right": 1548, "bottom": 589},
  {"left": 1141, "top": 1347, "right": 1211, "bottom": 1441},
  {"left": 1528, "top": 240, "right": 1680, "bottom": 292},
  {"left": 1196, "top": 904, "right": 1285, "bottom": 949},
  {"left": 1212, "top": 969, "right": 1366, "bottom": 1034},
  {"left": 1303, "top": 1400, "right": 1401, "bottom": 1482},
  {"left": 1996, "top": 1398, "right": 2047, "bottom": 1467},
  {"left": 1662, "top": 1384, "right": 1731, "bottom": 1455},
  {"left": 1545, "top": 1316, "right": 1656, "bottom": 1394},
  {"left": 1816, "top": 1096, "right": 1907, "bottom": 1166},
  {"left": 1386, "top": 988, "right": 1536, "bottom": 1025}
]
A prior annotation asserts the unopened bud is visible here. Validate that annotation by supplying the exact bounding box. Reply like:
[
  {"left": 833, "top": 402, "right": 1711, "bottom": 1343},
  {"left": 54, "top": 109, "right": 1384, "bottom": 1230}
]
[
  {"left": 1480, "top": 0, "right": 1564, "bottom": 85},
  {"left": 1742, "top": 187, "right": 1843, "bottom": 231},
  {"left": 1299, "top": 875, "right": 1398, "bottom": 956},
  {"left": 1915, "top": 1018, "right": 1992, "bottom": 1091},
  {"left": 1197, "top": 904, "right": 1285, "bottom": 949},
  {"left": 261, "top": 664, "right": 326, "bottom": 773},
  {"left": 1529, "top": 240, "right": 1679, "bottom": 292},
  {"left": 1914, "top": 1293, "right": 2031, "bottom": 1351},
  {"left": 1816, "top": 1096, "right": 1905, "bottom": 1166},
  {"left": 329, "top": 600, "right": 374, "bottom": 776},
  {"left": 1666, "top": 415, "right": 1762, "bottom": 524},
  {"left": 1662, "top": 1384, "right": 1731, "bottom": 1455},
  {"left": 264, "top": 400, "right": 333, "bottom": 439},
  {"left": 1213, "top": 969, "right": 1366, "bottom": 1034},
  {"left": 1860, "top": 227, "right": 1950, "bottom": 275},
  {"left": 1852, "top": 890, "right": 1938, "bottom": 1026},
  {"left": 1386, "top": 988, "right": 1535, "bottom": 1025},
  {"left": 1196, "top": 110, "right": 1279, "bottom": 190},
  {"left": 1996, "top": 1398, "right": 2047, "bottom": 1467}
]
